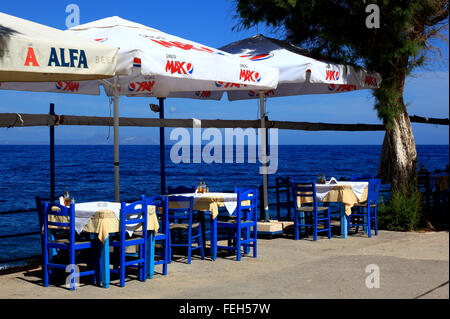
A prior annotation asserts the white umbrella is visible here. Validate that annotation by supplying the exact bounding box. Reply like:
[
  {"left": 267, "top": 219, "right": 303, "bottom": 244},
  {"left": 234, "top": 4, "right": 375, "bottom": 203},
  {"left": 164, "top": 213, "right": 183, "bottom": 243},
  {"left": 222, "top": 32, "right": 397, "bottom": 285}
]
[
  {"left": 172, "top": 34, "right": 382, "bottom": 220},
  {"left": 1, "top": 18, "right": 280, "bottom": 202},
  {"left": 0, "top": 12, "right": 118, "bottom": 82}
]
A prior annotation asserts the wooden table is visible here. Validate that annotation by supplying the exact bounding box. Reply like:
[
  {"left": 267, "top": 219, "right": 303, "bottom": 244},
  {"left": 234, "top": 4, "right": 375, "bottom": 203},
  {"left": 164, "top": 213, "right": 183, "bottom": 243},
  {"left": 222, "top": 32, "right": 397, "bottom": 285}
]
[
  {"left": 299, "top": 182, "right": 369, "bottom": 238},
  {"left": 168, "top": 192, "right": 238, "bottom": 260},
  {"left": 55, "top": 201, "right": 159, "bottom": 288}
]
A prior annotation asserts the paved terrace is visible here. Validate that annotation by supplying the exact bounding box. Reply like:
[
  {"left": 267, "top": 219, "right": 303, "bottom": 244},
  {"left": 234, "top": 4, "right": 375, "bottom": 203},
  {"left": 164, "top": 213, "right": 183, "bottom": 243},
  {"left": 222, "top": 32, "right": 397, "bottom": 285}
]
[{"left": 0, "top": 230, "right": 448, "bottom": 299}]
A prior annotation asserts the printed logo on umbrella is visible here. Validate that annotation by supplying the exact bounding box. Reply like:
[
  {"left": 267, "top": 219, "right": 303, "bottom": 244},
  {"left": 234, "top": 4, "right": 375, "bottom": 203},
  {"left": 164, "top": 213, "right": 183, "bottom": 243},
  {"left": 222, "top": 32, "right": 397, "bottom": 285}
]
[
  {"left": 240, "top": 53, "right": 274, "bottom": 61},
  {"left": 215, "top": 82, "right": 247, "bottom": 89},
  {"left": 325, "top": 69, "right": 340, "bottom": 81},
  {"left": 127, "top": 81, "right": 155, "bottom": 93},
  {"left": 328, "top": 84, "right": 357, "bottom": 92},
  {"left": 239, "top": 69, "right": 261, "bottom": 83},
  {"left": 165, "top": 60, "right": 194, "bottom": 75},
  {"left": 55, "top": 81, "right": 80, "bottom": 92}
]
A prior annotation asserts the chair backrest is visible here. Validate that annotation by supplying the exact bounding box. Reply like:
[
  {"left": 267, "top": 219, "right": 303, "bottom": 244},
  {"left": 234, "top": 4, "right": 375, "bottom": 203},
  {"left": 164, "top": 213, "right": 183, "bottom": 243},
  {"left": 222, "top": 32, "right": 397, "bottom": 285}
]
[
  {"left": 367, "top": 179, "right": 381, "bottom": 205},
  {"left": 350, "top": 174, "right": 374, "bottom": 181},
  {"left": 167, "top": 186, "right": 196, "bottom": 194},
  {"left": 290, "top": 181, "right": 318, "bottom": 211},
  {"left": 167, "top": 195, "right": 194, "bottom": 221},
  {"left": 119, "top": 197, "right": 148, "bottom": 239},
  {"left": 235, "top": 188, "right": 258, "bottom": 222},
  {"left": 43, "top": 202, "right": 76, "bottom": 243},
  {"left": 35, "top": 196, "right": 57, "bottom": 229},
  {"left": 144, "top": 196, "right": 169, "bottom": 234}
]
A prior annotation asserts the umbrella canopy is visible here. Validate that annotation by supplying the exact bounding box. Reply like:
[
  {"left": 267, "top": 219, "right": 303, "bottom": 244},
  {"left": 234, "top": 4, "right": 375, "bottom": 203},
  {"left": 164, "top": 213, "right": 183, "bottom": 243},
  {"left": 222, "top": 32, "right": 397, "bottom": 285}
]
[
  {"left": 0, "top": 12, "right": 118, "bottom": 82},
  {"left": 1, "top": 17, "right": 279, "bottom": 96},
  {"left": 173, "top": 34, "right": 381, "bottom": 100},
  {"left": 0, "top": 17, "right": 280, "bottom": 202},
  {"left": 69, "top": 16, "right": 279, "bottom": 97}
]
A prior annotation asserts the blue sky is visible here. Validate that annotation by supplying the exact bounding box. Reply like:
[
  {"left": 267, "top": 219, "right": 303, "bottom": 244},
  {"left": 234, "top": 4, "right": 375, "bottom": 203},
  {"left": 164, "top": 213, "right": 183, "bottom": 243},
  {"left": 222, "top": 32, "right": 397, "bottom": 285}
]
[{"left": 0, "top": 0, "right": 448, "bottom": 145}]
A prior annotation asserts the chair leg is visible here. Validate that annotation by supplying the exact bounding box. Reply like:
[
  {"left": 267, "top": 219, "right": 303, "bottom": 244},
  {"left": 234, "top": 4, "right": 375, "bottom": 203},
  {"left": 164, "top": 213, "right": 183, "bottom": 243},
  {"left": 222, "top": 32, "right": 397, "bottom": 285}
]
[
  {"left": 198, "top": 227, "right": 205, "bottom": 260},
  {"left": 373, "top": 208, "right": 378, "bottom": 236},
  {"left": 236, "top": 227, "right": 241, "bottom": 261},
  {"left": 168, "top": 230, "right": 172, "bottom": 264},
  {"left": 162, "top": 234, "right": 168, "bottom": 275},
  {"left": 243, "top": 228, "right": 250, "bottom": 255},
  {"left": 141, "top": 242, "right": 146, "bottom": 282},
  {"left": 313, "top": 212, "right": 318, "bottom": 241},
  {"left": 328, "top": 210, "right": 332, "bottom": 239},
  {"left": 367, "top": 207, "right": 372, "bottom": 238},
  {"left": 253, "top": 224, "right": 257, "bottom": 258},
  {"left": 294, "top": 212, "right": 299, "bottom": 240},
  {"left": 187, "top": 228, "right": 192, "bottom": 264},
  {"left": 120, "top": 245, "right": 125, "bottom": 287}
]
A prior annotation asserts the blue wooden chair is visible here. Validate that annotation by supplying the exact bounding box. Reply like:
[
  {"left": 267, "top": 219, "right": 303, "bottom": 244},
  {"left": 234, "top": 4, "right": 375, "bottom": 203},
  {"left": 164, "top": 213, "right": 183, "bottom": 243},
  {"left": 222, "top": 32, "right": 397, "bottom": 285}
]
[
  {"left": 275, "top": 177, "right": 293, "bottom": 221},
  {"left": 348, "top": 179, "right": 381, "bottom": 237},
  {"left": 42, "top": 202, "right": 98, "bottom": 290},
  {"left": 217, "top": 188, "right": 258, "bottom": 261},
  {"left": 167, "top": 195, "right": 204, "bottom": 264},
  {"left": 143, "top": 195, "right": 169, "bottom": 277},
  {"left": 290, "top": 181, "right": 332, "bottom": 241},
  {"left": 110, "top": 197, "right": 148, "bottom": 287}
]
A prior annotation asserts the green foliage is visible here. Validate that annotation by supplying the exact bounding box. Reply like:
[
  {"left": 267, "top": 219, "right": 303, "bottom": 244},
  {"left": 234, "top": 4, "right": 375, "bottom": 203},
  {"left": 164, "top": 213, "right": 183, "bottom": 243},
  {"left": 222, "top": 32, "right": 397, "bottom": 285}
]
[
  {"left": 377, "top": 188, "right": 423, "bottom": 231},
  {"left": 234, "top": 0, "right": 448, "bottom": 126}
]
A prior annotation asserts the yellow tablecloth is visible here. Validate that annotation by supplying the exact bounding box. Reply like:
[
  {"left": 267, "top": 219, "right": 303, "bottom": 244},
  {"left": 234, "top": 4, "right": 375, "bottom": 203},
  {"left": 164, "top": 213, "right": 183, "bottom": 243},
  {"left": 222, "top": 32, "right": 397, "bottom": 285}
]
[
  {"left": 168, "top": 195, "right": 226, "bottom": 219},
  {"left": 297, "top": 185, "right": 368, "bottom": 216}
]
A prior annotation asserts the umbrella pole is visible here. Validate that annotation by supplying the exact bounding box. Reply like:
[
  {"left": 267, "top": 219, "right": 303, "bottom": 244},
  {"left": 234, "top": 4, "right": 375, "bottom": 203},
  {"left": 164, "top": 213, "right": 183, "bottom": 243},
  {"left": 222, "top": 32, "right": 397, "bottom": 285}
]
[
  {"left": 49, "top": 103, "right": 55, "bottom": 201},
  {"left": 259, "top": 92, "right": 270, "bottom": 222},
  {"left": 158, "top": 97, "right": 166, "bottom": 195},
  {"left": 113, "top": 81, "right": 120, "bottom": 202}
]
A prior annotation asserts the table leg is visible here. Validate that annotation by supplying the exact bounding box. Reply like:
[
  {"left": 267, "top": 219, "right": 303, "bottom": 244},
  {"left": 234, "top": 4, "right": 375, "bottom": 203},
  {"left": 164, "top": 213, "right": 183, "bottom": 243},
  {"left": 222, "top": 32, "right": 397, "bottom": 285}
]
[
  {"left": 100, "top": 237, "right": 110, "bottom": 288},
  {"left": 147, "top": 231, "right": 155, "bottom": 279},
  {"left": 210, "top": 216, "right": 217, "bottom": 260},
  {"left": 340, "top": 203, "right": 348, "bottom": 239},
  {"left": 200, "top": 212, "right": 207, "bottom": 253}
]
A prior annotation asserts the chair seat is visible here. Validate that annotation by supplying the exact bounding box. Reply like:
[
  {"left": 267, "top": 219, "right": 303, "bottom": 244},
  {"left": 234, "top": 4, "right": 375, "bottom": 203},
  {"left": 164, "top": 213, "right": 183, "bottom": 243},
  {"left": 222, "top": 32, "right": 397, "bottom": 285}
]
[
  {"left": 48, "top": 238, "right": 91, "bottom": 245},
  {"left": 297, "top": 206, "right": 328, "bottom": 212},
  {"left": 354, "top": 202, "right": 376, "bottom": 208},
  {"left": 170, "top": 222, "right": 200, "bottom": 230},
  {"left": 217, "top": 220, "right": 255, "bottom": 226}
]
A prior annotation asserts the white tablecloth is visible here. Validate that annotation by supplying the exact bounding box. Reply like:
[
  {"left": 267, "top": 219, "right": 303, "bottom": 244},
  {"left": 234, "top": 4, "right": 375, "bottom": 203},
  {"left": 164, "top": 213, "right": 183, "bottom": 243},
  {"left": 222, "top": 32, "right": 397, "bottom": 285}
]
[
  {"left": 316, "top": 181, "right": 368, "bottom": 201},
  {"left": 170, "top": 192, "right": 238, "bottom": 215}
]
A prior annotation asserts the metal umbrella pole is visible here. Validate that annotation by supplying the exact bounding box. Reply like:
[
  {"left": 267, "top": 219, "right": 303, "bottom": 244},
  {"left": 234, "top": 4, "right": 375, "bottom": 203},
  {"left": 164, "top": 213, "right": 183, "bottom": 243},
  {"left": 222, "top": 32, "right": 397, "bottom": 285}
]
[
  {"left": 259, "top": 92, "right": 270, "bottom": 222},
  {"left": 113, "top": 78, "right": 120, "bottom": 202},
  {"left": 158, "top": 97, "right": 166, "bottom": 195}
]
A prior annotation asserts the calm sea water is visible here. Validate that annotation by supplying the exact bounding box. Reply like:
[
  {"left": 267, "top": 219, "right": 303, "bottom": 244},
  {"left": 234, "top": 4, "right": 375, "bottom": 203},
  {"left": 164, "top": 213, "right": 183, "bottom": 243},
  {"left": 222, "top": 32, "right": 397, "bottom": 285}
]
[{"left": 0, "top": 144, "right": 448, "bottom": 264}]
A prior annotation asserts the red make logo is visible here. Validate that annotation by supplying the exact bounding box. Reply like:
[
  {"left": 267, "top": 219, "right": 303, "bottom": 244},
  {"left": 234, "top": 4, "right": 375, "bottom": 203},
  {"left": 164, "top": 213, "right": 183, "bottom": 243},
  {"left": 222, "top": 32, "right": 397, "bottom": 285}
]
[
  {"left": 55, "top": 81, "right": 80, "bottom": 92},
  {"left": 248, "top": 90, "right": 275, "bottom": 97},
  {"left": 195, "top": 91, "right": 212, "bottom": 98},
  {"left": 215, "top": 82, "right": 247, "bottom": 89},
  {"left": 325, "top": 70, "right": 340, "bottom": 81},
  {"left": 165, "top": 60, "right": 194, "bottom": 75},
  {"left": 328, "top": 84, "right": 357, "bottom": 92},
  {"left": 364, "top": 75, "right": 378, "bottom": 87},
  {"left": 128, "top": 81, "right": 156, "bottom": 93},
  {"left": 239, "top": 69, "right": 261, "bottom": 83},
  {"left": 152, "top": 39, "right": 215, "bottom": 54}
]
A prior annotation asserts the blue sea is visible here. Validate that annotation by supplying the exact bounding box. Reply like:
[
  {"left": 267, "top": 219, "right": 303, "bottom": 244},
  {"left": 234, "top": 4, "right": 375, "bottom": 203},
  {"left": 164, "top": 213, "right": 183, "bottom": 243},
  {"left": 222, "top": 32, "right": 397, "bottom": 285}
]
[{"left": 0, "top": 145, "right": 448, "bottom": 265}]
